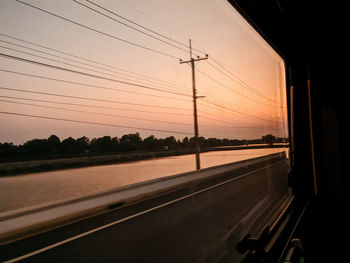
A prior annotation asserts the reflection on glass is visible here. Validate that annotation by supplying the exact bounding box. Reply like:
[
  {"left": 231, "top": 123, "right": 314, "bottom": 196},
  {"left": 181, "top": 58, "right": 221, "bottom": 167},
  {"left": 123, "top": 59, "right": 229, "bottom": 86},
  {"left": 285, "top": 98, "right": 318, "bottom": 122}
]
[{"left": 0, "top": 0, "right": 288, "bottom": 212}]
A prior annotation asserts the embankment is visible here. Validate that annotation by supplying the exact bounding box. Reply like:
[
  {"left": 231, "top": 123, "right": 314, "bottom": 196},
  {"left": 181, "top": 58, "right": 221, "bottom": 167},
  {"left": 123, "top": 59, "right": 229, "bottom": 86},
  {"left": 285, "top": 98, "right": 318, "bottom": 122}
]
[{"left": 0, "top": 144, "right": 288, "bottom": 176}]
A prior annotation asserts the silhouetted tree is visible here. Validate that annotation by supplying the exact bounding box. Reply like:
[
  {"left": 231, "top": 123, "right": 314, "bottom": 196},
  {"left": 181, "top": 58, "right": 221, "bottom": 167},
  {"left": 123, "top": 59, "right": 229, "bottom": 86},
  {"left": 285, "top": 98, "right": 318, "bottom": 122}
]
[
  {"left": 76, "top": 136, "right": 89, "bottom": 153},
  {"left": 143, "top": 135, "right": 157, "bottom": 150},
  {"left": 164, "top": 136, "right": 177, "bottom": 150},
  {"left": 182, "top": 137, "right": 189, "bottom": 149},
  {"left": 1, "top": 131, "right": 277, "bottom": 162},
  {"left": 198, "top": 136, "right": 206, "bottom": 147},
  {"left": 120, "top": 133, "right": 142, "bottom": 151},
  {"left": 61, "top": 137, "right": 79, "bottom": 154},
  {"left": 22, "top": 138, "right": 48, "bottom": 155},
  {"left": 189, "top": 137, "right": 196, "bottom": 148},
  {"left": 90, "top": 136, "right": 119, "bottom": 153},
  {"left": 203, "top": 138, "right": 218, "bottom": 148},
  {"left": 0, "top": 142, "right": 17, "bottom": 158},
  {"left": 262, "top": 134, "right": 276, "bottom": 146},
  {"left": 47, "top": 135, "right": 60, "bottom": 155}
]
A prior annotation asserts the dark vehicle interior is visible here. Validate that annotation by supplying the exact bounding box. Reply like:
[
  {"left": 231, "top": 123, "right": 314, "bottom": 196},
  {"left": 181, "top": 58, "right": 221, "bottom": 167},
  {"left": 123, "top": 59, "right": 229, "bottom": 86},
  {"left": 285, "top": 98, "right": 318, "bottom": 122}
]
[{"left": 230, "top": 0, "right": 347, "bottom": 262}]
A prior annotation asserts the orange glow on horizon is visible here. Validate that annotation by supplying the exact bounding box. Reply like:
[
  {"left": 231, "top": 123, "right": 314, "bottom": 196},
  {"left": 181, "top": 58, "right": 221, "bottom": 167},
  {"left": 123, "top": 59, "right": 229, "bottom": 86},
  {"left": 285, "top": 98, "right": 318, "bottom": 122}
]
[{"left": 0, "top": 0, "right": 288, "bottom": 144}]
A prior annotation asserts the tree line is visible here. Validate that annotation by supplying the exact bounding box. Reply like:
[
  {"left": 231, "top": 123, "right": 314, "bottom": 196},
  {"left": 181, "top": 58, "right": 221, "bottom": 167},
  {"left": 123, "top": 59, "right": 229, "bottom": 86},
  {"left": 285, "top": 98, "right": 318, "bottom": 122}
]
[{"left": 0, "top": 133, "right": 284, "bottom": 161}]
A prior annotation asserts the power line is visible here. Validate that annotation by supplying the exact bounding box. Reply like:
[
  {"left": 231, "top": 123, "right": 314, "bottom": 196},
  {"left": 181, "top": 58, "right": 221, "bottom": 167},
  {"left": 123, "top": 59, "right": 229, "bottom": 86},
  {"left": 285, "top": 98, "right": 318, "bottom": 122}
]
[
  {"left": 0, "top": 45, "right": 190, "bottom": 97},
  {"left": 0, "top": 95, "right": 192, "bottom": 116},
  {"left": 116, "top": 0, "right": 208, "bottom": 57},
  {"left": 0, "top": 44, "right": 191, "bottom": 97},
  {"left": 198, "top": 115, "right": 280, "bottom": 130},
  {"left": 199, "top": 99, "right": 275, "bottom": 123},
  {"left": 195, "top": 66, "right": 278, "bottom": 107},
  {"left": 0, "top": 99, "right": 194, "bottom": 126},
  {"left": 209, "top": 57, "right": 282, "bottom": 104},
  {"left": 0, "top": 110, "right": 252, "bottom": 140},
  {"left": 199, "top": 112, "right": 254, "bottom": 126},
  {"left": 0, "top": 95, "right": 277, "bottom": 130},
  {"left": 205, "top": 59, "right": 282, "bottom": 105},
  {"left": 0, "top": 33, "right": 189, "bottom": 91},
  {"left": 2, "top": 98, "right": 271, "bottom": 130},
  {"left": 197, "top": 95, "right": 279, "bottom": 124},
  {"left": 202, "top": 100, "right": 280, "bottom": 123},
  {"left": 0, "top": 69, "right": 188, "bottom": 102},
  {"left": 198, "top": 111, "right": 280, "bottom": 130},
  {"left": 114, "top": 5, "right": 284, "bottom": 108},
  {"left": 4, "top": 3, "right": 284, "bottom": 106},
  {"left": 0, "top": 86, "right": 191, "bottom": 111},
  {"left": 14, "top": 0, "right": 181, "bottom": 59},
  {"left": 0, "top": 106, "right": 272, "bottom": 139},
  {"left": 0, "top": 56, "right": 282, "bottom": 127},
  {"left": 197, "top": 89, "right": 272, "bottom": 114},
  {"left": 0, "top": 39, "right": 62, "bottom": 59},
  {"left": 70, "top": 0, "right": 283, "bottom": 108},
  {"left": 0, "top": 39, "right": 188, "bottom": 93},
  {"left": 199, "top": 113, "right": 242, "bottom": 125},
  {"left": 85, "top": 0, "right": 207, "bottom": 56},
  {"left": 0, "top": 111, "right": 194, "bottom": 136},
  {"left": 198, "top": 103, "right": 258, "bottom": 124},
  {"left": 73, "top": 0, "right": 190, "bottom": 54},
  {"left": 0, "top": 52, "right": 191, "bottom": 97},
  {"left": 2, "top": 2, "right": 286, "bottom": 141}
]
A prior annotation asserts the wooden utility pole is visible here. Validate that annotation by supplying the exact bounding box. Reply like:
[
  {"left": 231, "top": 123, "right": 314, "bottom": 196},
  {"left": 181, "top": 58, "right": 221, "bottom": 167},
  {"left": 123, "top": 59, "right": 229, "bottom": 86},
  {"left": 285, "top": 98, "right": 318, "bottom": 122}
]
[{"left": 180, "top": 39, "right": 208, "bottom": 170}]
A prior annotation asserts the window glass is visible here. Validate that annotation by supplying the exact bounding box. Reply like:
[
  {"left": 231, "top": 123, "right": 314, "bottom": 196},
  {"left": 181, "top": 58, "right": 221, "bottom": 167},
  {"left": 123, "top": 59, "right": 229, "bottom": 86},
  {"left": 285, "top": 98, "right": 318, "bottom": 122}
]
[{"left": 0, "top": 0, "right": 289, "bottom": 214}]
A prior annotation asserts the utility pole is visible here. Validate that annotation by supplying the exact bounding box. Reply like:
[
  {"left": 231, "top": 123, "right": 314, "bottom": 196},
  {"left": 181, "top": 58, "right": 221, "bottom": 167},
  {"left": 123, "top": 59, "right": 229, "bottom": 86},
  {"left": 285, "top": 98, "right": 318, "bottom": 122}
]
[{"left": 180, "top": 39, "right": 208, "bottom": 170}]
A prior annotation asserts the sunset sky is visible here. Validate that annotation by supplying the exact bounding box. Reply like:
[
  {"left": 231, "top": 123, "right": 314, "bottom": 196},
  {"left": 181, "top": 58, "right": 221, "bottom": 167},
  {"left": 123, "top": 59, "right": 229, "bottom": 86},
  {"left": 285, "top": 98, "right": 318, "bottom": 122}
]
[{"left": 0, "top": 0, "right": 288, "bottom": 144}]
